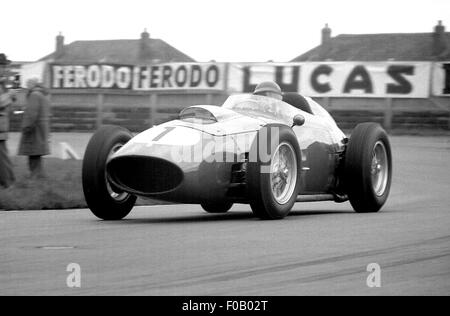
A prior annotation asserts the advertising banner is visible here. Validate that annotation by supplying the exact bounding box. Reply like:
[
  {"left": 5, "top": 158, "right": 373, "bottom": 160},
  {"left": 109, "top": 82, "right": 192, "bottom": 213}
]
[
  {"left": 50, "top": 63, "right": 226, "bottom": 90},
  {"left": 431, "top": 62, "right": 450, "bottom": 97},
  {"left": 228, "top": 63, "right": 301, "bottom": 94},
  {"left": 47, "top": 61, "right": 445, "bottom": 98},
  {"left": 300, "top": 62, "right": 431, "bottom": 98},
  {"left": 229, "top": 62, "right": 432, "bottom": 98},
  {"left": 20, "top": 61, "right": 47, "bottom": 88}
]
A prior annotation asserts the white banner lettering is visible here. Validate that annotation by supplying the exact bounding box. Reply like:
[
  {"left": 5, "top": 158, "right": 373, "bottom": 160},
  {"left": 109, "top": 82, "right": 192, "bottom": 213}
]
[
  {"left": 51, "top": 63, "right": 225, "bottom": 90},
  {"left": 300, "top": 62, "right": 431, "bottom": 98},
  {"left": 228, "top": 62, "right": 431, "bottom": 98}
]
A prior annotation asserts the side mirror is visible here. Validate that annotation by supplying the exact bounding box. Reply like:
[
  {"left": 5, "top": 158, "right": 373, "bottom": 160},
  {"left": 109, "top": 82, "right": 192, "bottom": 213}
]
[{"left": 292, "top": 114, "right": 305, "bottom": 127}]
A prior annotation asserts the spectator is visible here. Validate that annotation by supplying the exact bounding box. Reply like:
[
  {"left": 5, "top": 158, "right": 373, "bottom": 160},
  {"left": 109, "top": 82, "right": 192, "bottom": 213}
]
[
  {"left": 18, "top": 78, "right": 50, "bottom": 179},
  {"left": 0, "top": 79, "right": 15, "bottom": 188}
]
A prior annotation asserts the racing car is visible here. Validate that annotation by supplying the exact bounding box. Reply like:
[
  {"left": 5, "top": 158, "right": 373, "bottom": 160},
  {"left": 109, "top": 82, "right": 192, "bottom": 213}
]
[{"left": 82, "top": 93, "right": 392, "bottom": 220}]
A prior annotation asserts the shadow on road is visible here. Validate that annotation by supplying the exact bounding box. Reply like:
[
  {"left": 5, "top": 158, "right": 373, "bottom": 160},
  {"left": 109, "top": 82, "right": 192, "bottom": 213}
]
[{"left": 108, "top": 209, "right": 353, "bottom": 225}]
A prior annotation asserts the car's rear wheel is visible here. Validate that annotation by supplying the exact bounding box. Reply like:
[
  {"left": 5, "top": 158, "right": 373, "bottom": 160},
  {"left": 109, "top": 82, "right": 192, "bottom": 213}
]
[
  {"left": 201, "top": 202, "right": 233, "bottom": 213},
  {"left": 247, "top": 125, "right": 301, "bottom": 219},
  {"left": 344, "top": 123, "right": 392, "bottom": 213},
  {"left": 82, "top": 125, "right": 137, "bottom": 220}
]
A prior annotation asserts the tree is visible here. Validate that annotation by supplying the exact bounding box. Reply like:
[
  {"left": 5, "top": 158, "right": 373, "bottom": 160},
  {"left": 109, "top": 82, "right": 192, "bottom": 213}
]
[
  {"left": 0, "top": 53, "right": 11, "bottom": 65},
  {"left": 0, "top": 53, "right": 12, "bottom": 82}
]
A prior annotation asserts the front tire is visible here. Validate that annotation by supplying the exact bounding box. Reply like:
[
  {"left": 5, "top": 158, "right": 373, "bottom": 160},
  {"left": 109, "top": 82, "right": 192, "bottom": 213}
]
[
  {"left": 344, "top": 123, "right": 392, "bottom": 213},
  {"left": 82, "top": 125, "right": 137, "bottom": 220},
  {"left": 247, "top": 125, "right": 301, "bottom": 220}
]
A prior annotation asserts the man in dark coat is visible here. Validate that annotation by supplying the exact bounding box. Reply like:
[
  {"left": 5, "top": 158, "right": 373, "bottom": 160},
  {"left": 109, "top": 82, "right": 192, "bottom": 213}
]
[
  {"left": 18, "top": 78, "right": 51, "bottom": 178},
  {"left": 0, "top": 79, "right": 15, "bottom": 187}
]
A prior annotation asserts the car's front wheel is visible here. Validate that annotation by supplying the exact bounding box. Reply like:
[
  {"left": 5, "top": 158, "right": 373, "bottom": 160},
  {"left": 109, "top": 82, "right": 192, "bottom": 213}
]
[
  {"left": 247, "top": 125, "right": 301, "bottom": 219},
  {"left": 344, "top": 123, "right": 392, "bottom": 213},
  {"left": 82, "top": 125, "right": 137, "bottom": 220}
]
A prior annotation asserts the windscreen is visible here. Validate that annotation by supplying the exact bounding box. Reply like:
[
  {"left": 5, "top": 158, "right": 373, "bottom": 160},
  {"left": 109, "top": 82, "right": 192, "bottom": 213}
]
[
  {"left": 222, "top": 94, "right": 298, "bottom": 125},
  {"left": 179, "top": 107, "right": 218, "bottom": 124}
]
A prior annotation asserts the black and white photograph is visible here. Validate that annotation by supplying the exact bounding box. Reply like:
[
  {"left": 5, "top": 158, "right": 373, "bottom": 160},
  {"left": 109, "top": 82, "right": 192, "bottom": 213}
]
[{"left": 0, "top": 0, "right": 449, "bottom": 300}]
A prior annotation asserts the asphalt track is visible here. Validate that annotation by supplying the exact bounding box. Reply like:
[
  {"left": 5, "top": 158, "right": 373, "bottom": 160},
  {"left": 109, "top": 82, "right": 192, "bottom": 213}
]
[{"left": 0, "top": 136, "right": 449, "bottom": 295}]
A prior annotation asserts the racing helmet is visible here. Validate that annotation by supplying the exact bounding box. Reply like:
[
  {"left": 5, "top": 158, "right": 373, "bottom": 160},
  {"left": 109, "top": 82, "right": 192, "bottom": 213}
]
[{"left": 253, "top": 81, "right": 282, "bottom": 98}]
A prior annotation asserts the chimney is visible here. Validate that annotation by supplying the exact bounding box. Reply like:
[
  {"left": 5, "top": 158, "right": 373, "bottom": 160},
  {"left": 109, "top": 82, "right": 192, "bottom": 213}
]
[
  {"left": 141, "top": 28, "right": 150, "bottom": 40},
  {"left": 321, "top": 23, "right": 332, "bottom": 45},
  {"left": 319, "top": 24, "right": 332, "bottom": 59},
  {"left": 55, "top": 32, "right": 65, "bottom": 59},
  {"left": 432, "top": 20, "right": 446, "bottom": 57},
  {"left": 139, "top": 28, "right": 151, "bottom": 61}
]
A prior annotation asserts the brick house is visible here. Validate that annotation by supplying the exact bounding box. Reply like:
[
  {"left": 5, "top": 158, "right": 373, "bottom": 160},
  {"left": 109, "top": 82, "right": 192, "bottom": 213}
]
[
  {"left": 40, "top": 29, "right": 195, "bottom": 64},
  {"left": 292, "top": 21, "right": 450, "bottom": 62}
]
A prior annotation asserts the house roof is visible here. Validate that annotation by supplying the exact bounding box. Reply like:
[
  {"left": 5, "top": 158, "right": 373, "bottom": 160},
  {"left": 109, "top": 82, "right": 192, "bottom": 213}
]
[
  {"left": 291, "top": 32, "right": 450, "bottom": 62},
  {"left": 40, "top": 38, "right": 195, "bottom": 64}
]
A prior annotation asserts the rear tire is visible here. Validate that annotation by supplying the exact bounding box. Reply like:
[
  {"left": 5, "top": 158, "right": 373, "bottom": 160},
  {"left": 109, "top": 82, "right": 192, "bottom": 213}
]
[
  {"left": 82, "top": 125, "right": 137, "bottom": 220},
  {"left": 201, "top": 202, "right": 233, "bottom": 213},
  {"left": 344, "top": 123, "right": 392, "bottom": 213},
  {"left": 247, "top": 125, "right": 301, "bottom": 220}
]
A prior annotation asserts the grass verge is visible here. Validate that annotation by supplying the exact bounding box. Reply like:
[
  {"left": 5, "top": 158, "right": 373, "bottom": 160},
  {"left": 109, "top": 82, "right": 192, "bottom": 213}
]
[{"left": 0, "top": 156, "right": 167, "bottom": 211}]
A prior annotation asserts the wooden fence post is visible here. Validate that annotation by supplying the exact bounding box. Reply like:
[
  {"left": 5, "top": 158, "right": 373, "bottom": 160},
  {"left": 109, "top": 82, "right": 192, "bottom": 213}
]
[
  {"left": 96, "top": 93, "right": 104, "bottom": 129},
  {"left": 149, "top": 93, "right": 157, "bottom": 127},
  {"left": 323, "top": 97, "right": 331, "bottom": 109},
  {"left": 206, "top": 93, "right": 213, "bottom": 105},
  {"left": 383, "top": 98, "right": 393, "bottom": 131}
]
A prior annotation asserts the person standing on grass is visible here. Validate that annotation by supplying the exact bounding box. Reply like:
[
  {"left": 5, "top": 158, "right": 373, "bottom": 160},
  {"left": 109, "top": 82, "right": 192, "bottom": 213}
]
[
  {"left": 18, "top": 78, "right": 50, "bottom": 179},
  {"left": 0, "top": 79, "right": 15, "bottom": 188}
]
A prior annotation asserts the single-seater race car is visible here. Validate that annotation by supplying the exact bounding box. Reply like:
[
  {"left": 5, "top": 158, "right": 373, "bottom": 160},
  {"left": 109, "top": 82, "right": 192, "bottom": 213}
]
[{"left": 82, "top": 93, "right": 392, "bottom": 220}]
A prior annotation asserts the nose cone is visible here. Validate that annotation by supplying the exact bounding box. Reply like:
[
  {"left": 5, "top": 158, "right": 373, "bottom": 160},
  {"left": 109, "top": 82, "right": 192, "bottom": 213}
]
[
  {"left": 106, "top": 125, "right": 202, "bottom": 195},
  {"left": 107, "top": 155, "right": 184, "bottom": 195},
  {"left": 104, "top": 123, "right": 255, "bottom": 203},
  {"left": 106, "top": 124, "right": 209, "bottom": 196}
]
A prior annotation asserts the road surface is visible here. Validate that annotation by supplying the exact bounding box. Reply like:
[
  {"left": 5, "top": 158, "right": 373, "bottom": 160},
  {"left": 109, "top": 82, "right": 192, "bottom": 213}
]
[{"left": 1, "top": 136, "right": 449, "bottom": 295}]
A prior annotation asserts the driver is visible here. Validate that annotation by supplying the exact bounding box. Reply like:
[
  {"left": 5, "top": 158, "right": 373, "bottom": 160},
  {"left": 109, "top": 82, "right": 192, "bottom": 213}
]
[{"left": 253, "top": 81, "right": 283, "bottom": 101}]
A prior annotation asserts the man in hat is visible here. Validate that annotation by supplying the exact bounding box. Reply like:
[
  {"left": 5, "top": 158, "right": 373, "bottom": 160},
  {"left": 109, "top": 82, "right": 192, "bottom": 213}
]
[
  {"left": 253, "top": 81, "right": 283, "bottom": 101},
  {"left": 18, "top": 78, "right": 51, "bottom": 178},
  {"left": 0, "top": 79, "right": 15, "bottom": 188}
]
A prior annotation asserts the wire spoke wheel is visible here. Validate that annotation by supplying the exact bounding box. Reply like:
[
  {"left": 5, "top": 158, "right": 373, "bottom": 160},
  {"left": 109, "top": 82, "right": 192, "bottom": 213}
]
[
  {"left": 270, "top": 142, "right": 297, "bottom": 205},
  {"left": 344, "top": 122, "right": 392, "bottom": 213},
  {"left": 371, "top": 141, "right": 389, "bottom": 197},
  {"left": 248, "top": 125, "right": 301, "bottom": 219}
]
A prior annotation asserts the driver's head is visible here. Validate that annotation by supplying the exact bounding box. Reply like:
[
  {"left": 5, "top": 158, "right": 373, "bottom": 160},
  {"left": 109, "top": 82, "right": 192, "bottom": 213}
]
[{"left": 253, "top": 81, "right": 282, "bottom": 101}]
